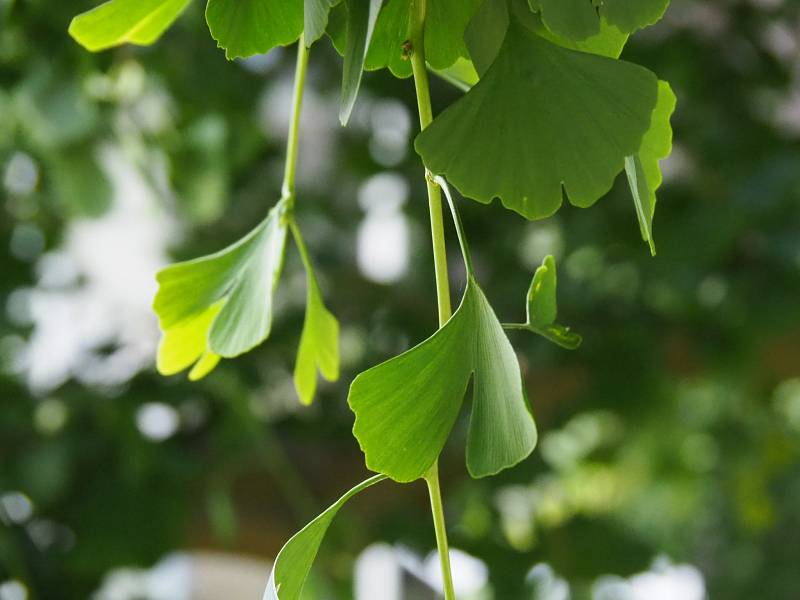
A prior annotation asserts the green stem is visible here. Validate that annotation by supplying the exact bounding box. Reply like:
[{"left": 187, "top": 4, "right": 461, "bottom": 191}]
[
  {"left": 409, "top": 2, "right": 456, "bottom": 599},
  {"left": 424, "top": 460, "right": 456, "bottom": 600},
  {"left": 282, "top": 34, "right": 310, "bottom": 206},
  {"left": 410, "top": 0, "right": 452, "bottom": 327},
  {"left": 433, "top": 175, "right": 474, "bottom": 277}
]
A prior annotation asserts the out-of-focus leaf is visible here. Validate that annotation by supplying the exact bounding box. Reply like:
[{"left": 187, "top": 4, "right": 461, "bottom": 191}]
[
  {"left": 415, "top": 23, "right": 658, "bottom": 220},
  {"left": 153, "top": 202, "right": 288, "bottom": 378},
  {"left": 68, "top": 0, "right": 192, "bottom": 52},
  {"left": 349, "top": 277, "right": 537, "bottom": 482},
  {"left": 339, "top": 0, "right": 381, "bottom": 125},
  {"left": 47, "top": 149, "right": 111, "bottom": 217},
  {"left": 205, "top": 0, "right": 303, "bottom": 59},
  {"left": 625, "top": 80, "right": 677, "bottom": 256},
  {"left": 504, "top": 255, "right": 582, "bottom": 350},
  {"left": 263, "top": 475, "right": 387, "bottom": 600}
]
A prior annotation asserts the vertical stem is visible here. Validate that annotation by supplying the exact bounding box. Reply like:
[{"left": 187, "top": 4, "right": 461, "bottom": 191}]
[
  {"left": 409, "top": 2, "right": 456, "bottom": 598},
  {"left": 409, "top": 0, "right": 452, "bottom": 327},
  {"left": 283, "top": 34, "right": 310, "bottom": 204}
]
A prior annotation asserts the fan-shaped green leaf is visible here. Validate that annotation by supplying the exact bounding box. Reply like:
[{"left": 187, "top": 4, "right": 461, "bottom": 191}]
[
  {"left": 206, "top": 0, "right": 303, "bottom": 59},
  {"left": 504, "top": 256, "right": 582, "bottom": 350},
  {"left": 348, "top": 277, "right": 537, "bottom": 482},
  {"left": 415, "top": 22, "right": 658, "bottom": 220},
  {"left": 153, "top": 203, "right": 288, "bottom": 378},
  {"left": 625, "top": 80, "right": 677, "bottom": 256},
  {"left": 339, "top": 0, "right": 382, "bottom": 125},
  {"left": 263, "top": 475, "right": 386, "bottom": 600},
  {"left": 601, "top": 0, "right": 670, "bottom": 34},
  {"left": 68, "top": 0, "right": 191, "bottom": 52}
]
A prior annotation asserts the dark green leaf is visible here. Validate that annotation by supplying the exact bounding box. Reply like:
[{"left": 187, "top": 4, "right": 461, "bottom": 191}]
[
  {"left": 68, "top": 0, "right": 191, "bottom": 52},
  {"left": 264, "top": 475, "right": 386, "bottom": 600},
  {"left": 538, "top": 0, "right": 599, "bottom": 41},
  {"left": 206, "top": 0, "right": 303, "bottom": 59},
  {"left": 415, "top": 22, "right": 658, "bottom": 220},
  {"left": 340, "top": 0, "right": 382, "bottom": 125},
  {"left": 348, "top": 277, "right": 537, "bottom": 482},
  {"left": 154, "top": 202, "right": 288, "bottom": 378},
  {"left": 465, "top": 0, "right": 509, "bottom": 76},
  {"left": 504, "top": 256, "right": 582, "bottom": 350}
]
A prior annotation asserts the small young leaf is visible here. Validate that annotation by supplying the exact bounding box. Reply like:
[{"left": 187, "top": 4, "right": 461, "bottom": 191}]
[
  {"left": 504, "top": 256, "right": 582, "bottom": 350},
  {"left": 263, "top": 474, "right": 386, "bottom": 600},
  {"left": 292, "top": 227, "right": 340, "bottom": 404},
  {"left": 205, "top": 0, "right": 303, "bottom": 59},
  {"left": 339, "top": 0, "right": 382, "bottom": 125},
  {"left": 600, "top": 0, "right": 671, "bottom": 34},
  {"left": 68, "top": 0, "right": 192, "bottom": 52},
  {"left": 625, "top": 81, "right": 677, "bottom": 256},
  {"left": 305, "top": 0, "right": 337, "bottom": 46},
  {"left": 348, "top": 277, "right": 537, "bottom": 482},
  {"left": 153, "top": 202, "right": 288, "bottom": 378},
  {"left": 415, "top": 22, "right": 658, "bottom": 220}
]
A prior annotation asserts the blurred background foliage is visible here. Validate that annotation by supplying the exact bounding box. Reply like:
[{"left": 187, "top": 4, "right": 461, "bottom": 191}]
[{"left": 1, "top": 0, "right": 800, "bottom": 599}]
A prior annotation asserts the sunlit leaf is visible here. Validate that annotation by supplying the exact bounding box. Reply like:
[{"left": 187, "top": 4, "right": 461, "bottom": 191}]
[
  {"left": 68, "top": 0, "right": 192, "bottom": 52},
  {"left": 415, "top": 22, "right": 658, "bottom": 220},
  {"left": 626, "top": 80, "right": 677, "bottom": 256},
  {"left": 348, "top": 277, "right": 537, "bottom": 482},
  {"left": 504, "top": 256, "right": 582, "bottom": 350},
  {"left": 153, "top": 202, "right": 288, "bottom": 378},
  {"left": 293, "top": 231, "right": 340, "bottom": 404},
  {"left": 206, "top": 0, "right": 303, "bottom": 59},
  {"left": 601, "top": 0, "right": 671, "bottom": 34},
  {"left": 263, "top": 475, "right": 386, "bottom": 600},
  {"left": 339, "top": 0, "right": 382, "bottom": 125}
]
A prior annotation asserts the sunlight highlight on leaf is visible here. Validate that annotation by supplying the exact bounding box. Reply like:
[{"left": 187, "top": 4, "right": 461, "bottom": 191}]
[
  {"left": 153, "top": 202, "right": 288, "bottom": 379},
  {"left": 68, "top": 0, "right": 192, "bottom": 52}
]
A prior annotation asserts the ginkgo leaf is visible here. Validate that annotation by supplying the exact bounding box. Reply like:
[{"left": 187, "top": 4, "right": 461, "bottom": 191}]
[
  {"left": 348, "top": 276, "right": 537, "bottom": 482},
  {"left": 305, "top": 0, "right": 337, "bottom": 46},
  {"left": 153, "top": 203, "right": 288, "bottom": 378},
  {"left": 538, "top": 0, "right": 599, "bottom": 41},
  {"left": 329, "top": 0, "right": 482, "bottom": 79},
  {"left": 415, "top": 22, "right": 658, "bottom": 221},
  {"left": 504, "top": 255, "right": 582, "bottom": 350},
  {"left": 263, "top": 474, "right": 386, "bottom": 600},
  {"left": 205, "top": 0, "right": 303, "bottom": 59},
  {"left": 339, "top": 0, "right": 382, "bottom": 125},
  {"left": 465, "top": 0, "right": 510, "bottom": 76},
  {"left": 626, "top": 80, "right": 677, "bottom": 256},
  {"left": 600, "top": 0, "right": 671, "bottom": 34},
  {"left": 68, "top": 0, "right": 192, "bottom": 52},
  {"left": 292, "top": 226, "right": 340, "bottom": 404}
]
